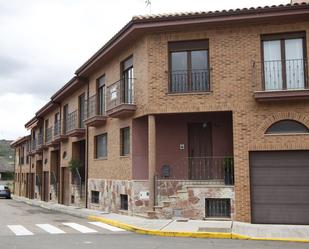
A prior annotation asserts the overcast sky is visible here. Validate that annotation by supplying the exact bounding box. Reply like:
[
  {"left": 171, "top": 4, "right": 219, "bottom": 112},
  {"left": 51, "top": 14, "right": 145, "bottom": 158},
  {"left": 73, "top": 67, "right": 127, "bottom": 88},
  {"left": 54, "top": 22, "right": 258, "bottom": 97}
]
[{"left": 0, "top": 0, "right": 288, "bottom": 140}]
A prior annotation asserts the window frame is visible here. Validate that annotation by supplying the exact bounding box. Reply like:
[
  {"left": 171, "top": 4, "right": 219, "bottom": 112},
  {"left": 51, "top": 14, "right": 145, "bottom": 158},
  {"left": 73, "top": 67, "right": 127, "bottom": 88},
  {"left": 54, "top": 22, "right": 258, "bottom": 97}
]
[
  {"left": 120, "top": 127, "right": 130, "bottom": 156},
  {"left": 260, "top": 31, "right": 308, "bottom": 90},
  {"left": 96, "top": 75, "right": 106, "bottom": 116},
  {"left": 91, "top": 190, "right": 100, "bottom": 204},
  {"left": 95, "top": 133, "right": 108, "bottom": 159},
  {"left": 168, "top": 39, "right": 210, "bottom": 93},
  {"left": 265, "top": 119, "right": 309, "bottom": 135}
]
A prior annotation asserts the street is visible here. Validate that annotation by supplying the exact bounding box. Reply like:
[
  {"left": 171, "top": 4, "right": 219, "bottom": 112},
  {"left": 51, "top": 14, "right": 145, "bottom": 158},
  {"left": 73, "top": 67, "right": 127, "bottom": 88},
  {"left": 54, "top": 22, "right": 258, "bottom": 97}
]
[{"left": 0, "top": 199, "right": 307, "bottom": 249}]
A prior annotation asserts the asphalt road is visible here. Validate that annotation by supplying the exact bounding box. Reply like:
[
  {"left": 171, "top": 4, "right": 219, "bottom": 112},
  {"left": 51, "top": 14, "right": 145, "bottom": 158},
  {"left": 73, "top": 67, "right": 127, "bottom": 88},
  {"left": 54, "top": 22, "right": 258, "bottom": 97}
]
[{"left": 0, "top": 199, "right": 308, "bottom": 249}]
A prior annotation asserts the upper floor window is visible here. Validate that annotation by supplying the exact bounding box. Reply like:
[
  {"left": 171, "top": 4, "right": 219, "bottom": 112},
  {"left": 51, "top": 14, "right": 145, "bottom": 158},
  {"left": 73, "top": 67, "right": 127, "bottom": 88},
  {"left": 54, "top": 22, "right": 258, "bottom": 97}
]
[
  {"left": 79, "top": 93, "right": 86, "bottom": 128},
  {"left": 97, "top": 75, "right": 106, "bottom": 115},
  {"left": 121, "top": 56, "right": 134, "bottom": 104},
  {"left": 168, "top": 40, "right": 210, "bottom": 93},
  {"left": 266, "top": 119, "right": 309, "bottom": 134},
  {"left": 63, "top": 104, "right": 68, "bottom": 133},
  {"left": 261, "top": 32, "right": 307, "bottom": 91}
]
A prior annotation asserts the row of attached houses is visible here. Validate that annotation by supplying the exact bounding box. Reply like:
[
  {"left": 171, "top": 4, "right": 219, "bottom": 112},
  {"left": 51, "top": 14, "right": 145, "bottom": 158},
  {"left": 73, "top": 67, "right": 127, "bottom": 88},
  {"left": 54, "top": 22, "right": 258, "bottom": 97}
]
[{"left": 11, "top": 2, "right": 309, "bottom": 225}]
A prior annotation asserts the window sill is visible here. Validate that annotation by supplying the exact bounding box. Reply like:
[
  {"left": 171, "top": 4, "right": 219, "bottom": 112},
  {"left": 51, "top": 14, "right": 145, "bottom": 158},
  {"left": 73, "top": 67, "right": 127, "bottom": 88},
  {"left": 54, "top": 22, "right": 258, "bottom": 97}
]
[
  {"left": 254, "top": 89, "right": 309, "bottom": 102},
  {"left": 166, "top": 91, "right": 212, "bottom": 96},
  {"left": 265, "top": 133, "right": 309, "bottom": 136},
  {"left": 94, "top": 157, "right": 108, "bottom": 161},
  {"left": 120, "top": 155, "right": 130, "bottom": 159}
]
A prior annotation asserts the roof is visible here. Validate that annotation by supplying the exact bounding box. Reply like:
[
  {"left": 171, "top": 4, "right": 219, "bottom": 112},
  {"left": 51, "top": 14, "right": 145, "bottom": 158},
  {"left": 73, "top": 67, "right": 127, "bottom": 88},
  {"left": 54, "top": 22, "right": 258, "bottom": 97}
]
[
  {"left": 75, "top": 2, "right": 309, "bottom": 76},
  {"left": 23, "top": 2, "right": 309, "bottom": 129},
  {"left": 10, "top": 136, "right": 30, "bottom": 148}
]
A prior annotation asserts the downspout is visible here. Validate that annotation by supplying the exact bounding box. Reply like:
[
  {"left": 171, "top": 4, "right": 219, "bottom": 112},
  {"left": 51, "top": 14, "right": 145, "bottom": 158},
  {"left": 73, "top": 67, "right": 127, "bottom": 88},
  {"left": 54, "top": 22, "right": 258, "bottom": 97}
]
[
  {"left": 85, "top": 79, "right": 90, "bottom": 208},
  {"left": 53, "top": 100, "right": 61, "bottom": 203},
  {"left": 13, "top": 147, "right": 16, "bottom": 194}
]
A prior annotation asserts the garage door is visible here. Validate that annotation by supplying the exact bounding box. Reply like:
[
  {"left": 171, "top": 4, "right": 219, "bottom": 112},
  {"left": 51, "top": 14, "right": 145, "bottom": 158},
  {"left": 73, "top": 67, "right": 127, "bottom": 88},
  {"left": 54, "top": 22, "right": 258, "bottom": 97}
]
[{"left": 250, "top": 151, "right": 309, "bottom": 225}]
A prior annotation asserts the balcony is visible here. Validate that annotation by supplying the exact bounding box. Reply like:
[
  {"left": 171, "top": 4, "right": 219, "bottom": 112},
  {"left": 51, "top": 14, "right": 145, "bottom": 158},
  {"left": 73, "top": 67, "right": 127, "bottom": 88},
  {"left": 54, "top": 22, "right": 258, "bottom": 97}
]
[
  {"left": 168, "top": 69, "right": 211, "bottom": 94},
  {"left": 45, "top": 127, "right": 53, "bottom": 147},
  {"left": 52, "top": 120, "right": 68, "bottom": 144},
  {"left": 65, "top": 110, "right": 85, "bottom": 137},
  {"left": 35, "top": 134, "right": 44, "bottom": 153},
  {"left": 84, "top": 94, "right": 107, "bottom": 127},
  {"left": 252, "top": 59, "right": 309, "bottom": 101},
  {"left": 106, "top": 78, "right": 136, "bottom": 118}
]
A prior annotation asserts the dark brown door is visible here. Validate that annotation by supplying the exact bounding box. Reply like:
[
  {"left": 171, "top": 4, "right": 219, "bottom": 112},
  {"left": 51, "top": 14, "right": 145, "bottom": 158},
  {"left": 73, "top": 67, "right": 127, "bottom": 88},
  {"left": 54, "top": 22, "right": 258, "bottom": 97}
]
[
  {"left": 188, "top": 123, "right": 212, "bottom": 180},
  {"left": 250, "top": 151, "right": 309, "bottom": 225},
  {"left": 61, "top": 167, "right": 70, "bottom": 205},
  {"left": 43, "top": 172, "right": 49, "bottom": 202}
]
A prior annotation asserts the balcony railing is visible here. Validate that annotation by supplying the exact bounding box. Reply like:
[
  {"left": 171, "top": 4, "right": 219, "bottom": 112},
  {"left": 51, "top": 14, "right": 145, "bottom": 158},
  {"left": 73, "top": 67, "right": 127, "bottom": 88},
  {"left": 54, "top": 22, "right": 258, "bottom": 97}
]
[
  {"left": 157, "top": 157, "right": 234, "bottom": 185},
  {"left": 31, "top": 139, "right": 36, "bottom": 151},
  {"left": 168, "top": 69, "right": 211, "bottom": 93},
  {"left": 54, "top": 121, "right": 61, "bottom": 137},
  {"left": 37, "top": 134, "right": 43, "bottom": 148},
  {"left": 66, "top": 110, "right": 78, "bottom": 133},
  {"left": 45, "top": 127, "right": 52, "bottom": 144},
  {"left": 106, "top": 78, "right": 134, "bottom": 111},
  {"left": 86, "top": 94, "right": 106, "bottom": 118},
  {"left": 253, "top": 59, "right": 308, "bottom": 91}
]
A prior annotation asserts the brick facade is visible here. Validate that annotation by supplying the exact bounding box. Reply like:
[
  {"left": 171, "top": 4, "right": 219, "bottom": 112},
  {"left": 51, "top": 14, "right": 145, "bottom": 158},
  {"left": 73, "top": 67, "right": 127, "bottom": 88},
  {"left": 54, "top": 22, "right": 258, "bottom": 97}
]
[{"left": 12, "top": 4, "right": 309, "bottom": 223}]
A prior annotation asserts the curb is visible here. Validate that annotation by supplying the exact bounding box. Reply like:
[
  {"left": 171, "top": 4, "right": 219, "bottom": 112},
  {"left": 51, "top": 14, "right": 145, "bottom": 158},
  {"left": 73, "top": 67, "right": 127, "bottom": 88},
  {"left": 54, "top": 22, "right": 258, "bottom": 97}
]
[
  {"left": 88, "top": 215, "right": 309, "bottom": 243},
  {"left": 88, "top": 215, "right": 231, "bottom": 239}
]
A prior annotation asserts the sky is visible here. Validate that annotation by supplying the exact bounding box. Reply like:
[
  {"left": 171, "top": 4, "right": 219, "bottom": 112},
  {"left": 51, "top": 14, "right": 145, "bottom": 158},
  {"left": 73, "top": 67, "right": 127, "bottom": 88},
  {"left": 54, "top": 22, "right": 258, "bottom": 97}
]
[{"left": 0, "top": 0, "right": 289, "bottom": 140}]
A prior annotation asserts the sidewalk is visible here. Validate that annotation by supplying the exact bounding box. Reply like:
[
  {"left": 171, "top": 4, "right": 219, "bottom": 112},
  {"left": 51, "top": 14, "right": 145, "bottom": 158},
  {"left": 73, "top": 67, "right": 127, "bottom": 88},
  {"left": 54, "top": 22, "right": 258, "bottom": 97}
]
[{"left": 13, "top": 195, "right": 309, "bottom": 242}]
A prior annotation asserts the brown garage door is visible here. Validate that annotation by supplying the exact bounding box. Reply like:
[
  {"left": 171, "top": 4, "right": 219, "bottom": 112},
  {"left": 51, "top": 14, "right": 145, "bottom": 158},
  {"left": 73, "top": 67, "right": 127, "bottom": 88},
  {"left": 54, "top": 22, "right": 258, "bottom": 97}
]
[{"left": 250, "top": 151, "right": 309, "bottom": 225}]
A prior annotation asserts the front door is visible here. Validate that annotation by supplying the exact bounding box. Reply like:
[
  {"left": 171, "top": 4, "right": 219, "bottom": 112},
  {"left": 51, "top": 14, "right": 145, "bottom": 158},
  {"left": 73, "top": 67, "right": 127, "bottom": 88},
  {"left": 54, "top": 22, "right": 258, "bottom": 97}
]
[
  {"left": 43, "top": 171, "right": 49, "bottom": 201},
  {"left": 188, "top": 123, "right": 212, "bottom": 180}
]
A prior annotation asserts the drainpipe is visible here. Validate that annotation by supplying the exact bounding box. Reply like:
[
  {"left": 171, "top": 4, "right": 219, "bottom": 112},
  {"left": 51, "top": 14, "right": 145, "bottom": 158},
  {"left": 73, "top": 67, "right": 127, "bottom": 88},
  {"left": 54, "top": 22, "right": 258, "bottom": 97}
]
[
  {"left": 85, "top": 79, "right": 90, "bottom": 208},
  {"left": 13, "top": 147, "right": 16, "bottom": 194}
]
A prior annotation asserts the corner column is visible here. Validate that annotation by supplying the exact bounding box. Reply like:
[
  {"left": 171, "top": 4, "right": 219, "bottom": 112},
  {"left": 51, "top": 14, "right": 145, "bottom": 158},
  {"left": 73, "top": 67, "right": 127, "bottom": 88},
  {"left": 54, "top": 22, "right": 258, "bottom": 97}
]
[{"left": 148, "top": 115, "right": 156, "bottom": 210}]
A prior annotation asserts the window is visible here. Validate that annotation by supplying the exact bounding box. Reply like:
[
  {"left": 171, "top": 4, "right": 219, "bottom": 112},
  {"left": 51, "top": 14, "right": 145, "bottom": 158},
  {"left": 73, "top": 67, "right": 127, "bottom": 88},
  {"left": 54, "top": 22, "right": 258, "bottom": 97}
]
[
  {"left": 44, "top": 119, "right": 49, "bottom": 142},
  {"left": 261, "top": 32, "right": 306, "bottom": 91},
  {"left": 79, "top": 93, "right": 86, "bottom": 128},
  {"left": 63, "top": 104, "right": 68, "bottom": 133},
  {"left": 121, "top": 56, "right": 134, "bottom": 104},
  {"left": 95, "top": 133, "right": 107, "bottom": 159},
  {"left": 54, "top": 112, "right": 60, "bottom": 136},
  {"left": 97, "top": 76, "right": 106, "bottom": 115},
  {"left": 266, "top": 120, "right": 309, "bottom": 134},
  {"left": 91, "top": 191, "right": 100, "bottom": 204},
  {"left": 205, "top": 198, "right": 231, "bottom": 218},
  {"left": 120, "top": 127, "right": 130, "bottom": 156},
  {"left": 169, "top": 40, "right": 210, "bottom": 93},
  {"left": 120, "top": 194, "right": 128, "bottom": 210}
]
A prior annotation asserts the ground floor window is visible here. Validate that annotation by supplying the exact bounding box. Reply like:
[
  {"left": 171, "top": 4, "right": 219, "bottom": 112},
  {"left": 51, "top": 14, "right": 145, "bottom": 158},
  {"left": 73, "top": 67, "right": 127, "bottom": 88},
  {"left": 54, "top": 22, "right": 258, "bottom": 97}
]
[
  {"left": 205, "top": 198, "right": 231, "bottom": 218},
  {"left": 91, "top": 191, "right": 100, "bottom": 204},
  {"left": 120, "top": 194, "right": 128, "bottom": 210}
]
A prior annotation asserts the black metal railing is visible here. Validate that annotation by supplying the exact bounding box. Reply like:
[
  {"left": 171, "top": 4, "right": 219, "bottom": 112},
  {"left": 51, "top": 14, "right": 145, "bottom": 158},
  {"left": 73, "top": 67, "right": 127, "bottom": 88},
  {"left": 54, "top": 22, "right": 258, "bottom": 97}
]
[
  {"left": 205, "top": 198, "right": 231, "bottom": 218},
  {"left": 86, "top": 94, "right": 106, "bottom": 118},
  {"left": 66, "top": 110, "right": 78, "bottom": 133},
  {"left": 252, "top": 59, "right": 308, "bottom": 91},
  {"left": 168, "top": 69, "right": 211, "bottom": 93},
  {"left": 54, "top": 121, "right": 61, "bottom": 137},
  {"left": 37, "top": 133, "right": 43, "bottom": 148},
  {"left": 157, "top": 156, "right": 234, "bottom": 185},
  {"left": 107, "top": 78, "right": 134, "bottom": 110},
  {"left": 45, "top": 127, "right": 52, "bottom": 143},
  {"left": 31, "top": 139, "right": 36, "bottom": 151}
]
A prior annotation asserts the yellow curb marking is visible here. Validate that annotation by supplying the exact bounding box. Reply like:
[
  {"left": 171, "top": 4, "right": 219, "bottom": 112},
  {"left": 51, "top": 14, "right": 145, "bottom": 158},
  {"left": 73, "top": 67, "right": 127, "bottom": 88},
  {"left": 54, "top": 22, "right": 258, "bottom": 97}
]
[{"left": 88, "top": 215, "right": 309, "bottom": 243}]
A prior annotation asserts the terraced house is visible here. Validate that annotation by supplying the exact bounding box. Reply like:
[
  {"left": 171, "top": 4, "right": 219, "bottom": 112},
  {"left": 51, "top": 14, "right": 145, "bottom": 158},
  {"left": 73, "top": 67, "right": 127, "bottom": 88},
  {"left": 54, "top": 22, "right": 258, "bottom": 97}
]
[{"left": 12, "top": 2, "right": 309, "bottom": 225}]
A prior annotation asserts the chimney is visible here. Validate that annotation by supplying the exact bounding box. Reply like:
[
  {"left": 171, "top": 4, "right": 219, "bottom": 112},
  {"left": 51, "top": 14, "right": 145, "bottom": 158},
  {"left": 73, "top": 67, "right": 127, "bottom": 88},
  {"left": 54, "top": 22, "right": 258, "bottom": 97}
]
[{"left": 291, "top": 0, "right": 309, "bottom": 4}]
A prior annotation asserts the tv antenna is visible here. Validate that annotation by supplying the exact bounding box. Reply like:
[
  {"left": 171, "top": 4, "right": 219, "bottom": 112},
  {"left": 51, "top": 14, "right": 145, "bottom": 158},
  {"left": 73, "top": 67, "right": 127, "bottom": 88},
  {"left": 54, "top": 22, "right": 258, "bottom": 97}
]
[{"left": 145, "top": 0, "right": 152, "bottom": 14}]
